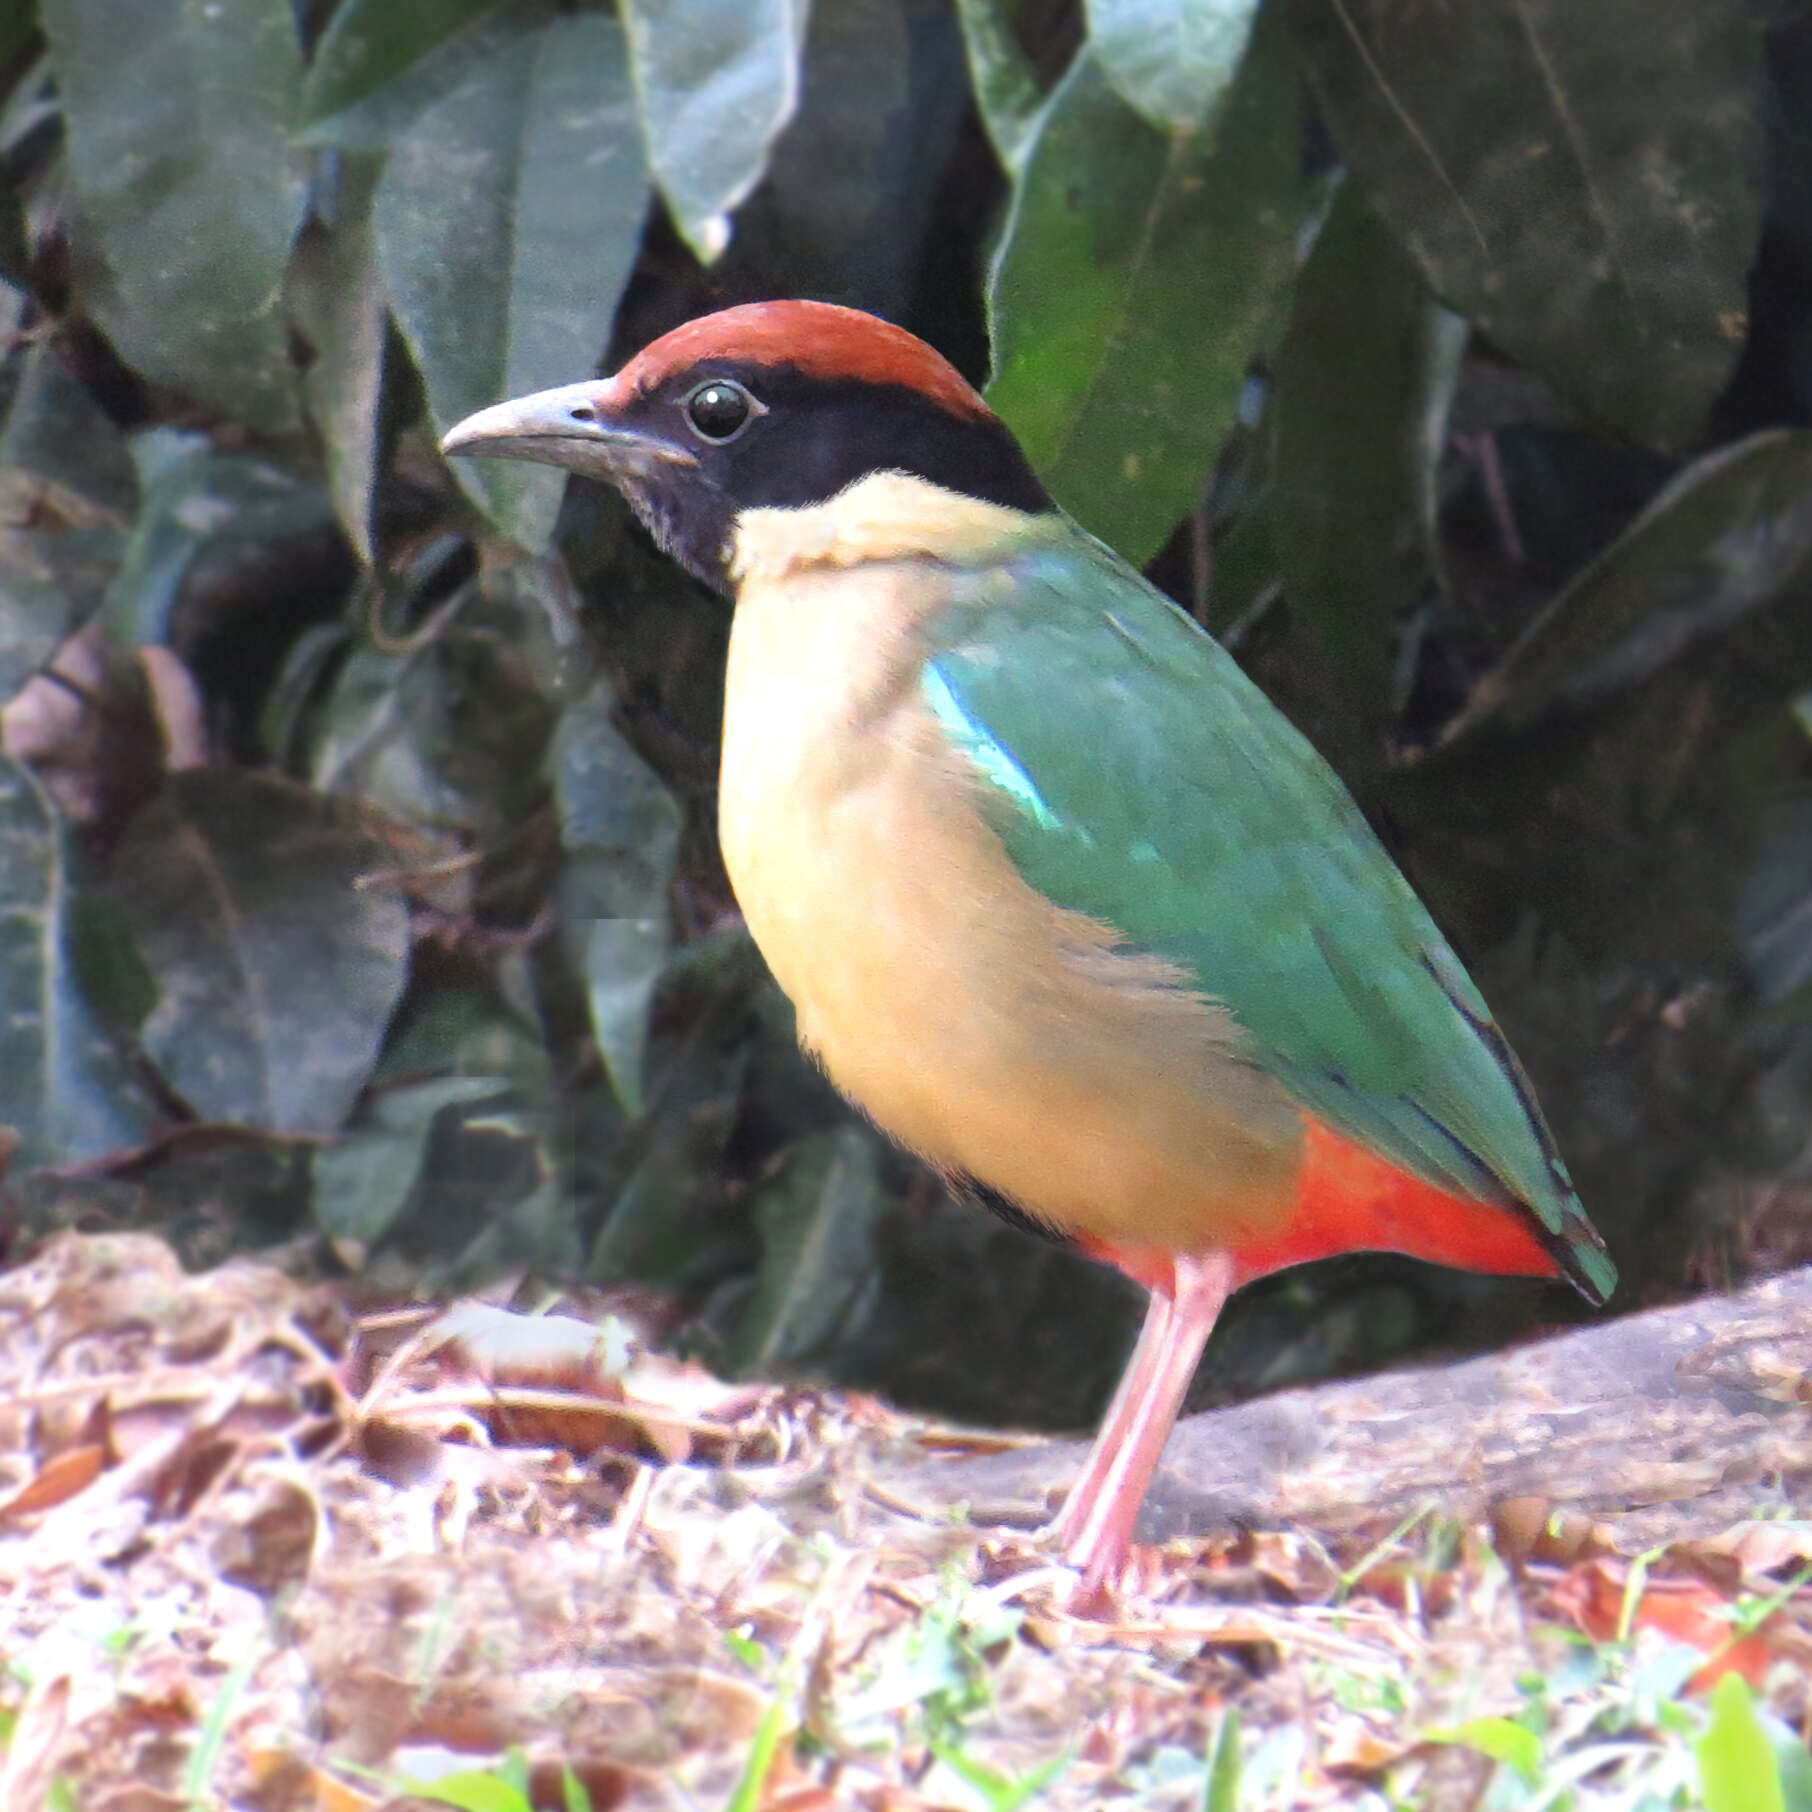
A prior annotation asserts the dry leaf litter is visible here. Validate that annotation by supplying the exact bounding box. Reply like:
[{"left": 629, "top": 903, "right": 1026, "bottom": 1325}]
[{"left": 2, "top": 1232, "right": 1810, "bottom": 1811}]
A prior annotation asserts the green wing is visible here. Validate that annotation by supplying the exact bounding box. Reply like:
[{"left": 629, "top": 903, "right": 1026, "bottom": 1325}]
[{"left": 922, "top": 525, "right": 1614, "bottom": 1303}]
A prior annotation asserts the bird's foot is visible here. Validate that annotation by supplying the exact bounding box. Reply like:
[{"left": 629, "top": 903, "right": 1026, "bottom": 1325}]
[{"left": 1043, "top": 1534, "right": 1171, "bottom": 1618}]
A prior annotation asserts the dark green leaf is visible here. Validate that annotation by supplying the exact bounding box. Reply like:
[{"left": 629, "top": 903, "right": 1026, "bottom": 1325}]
[
  {"left": 313, "top": 1075, "right": 508, "bottom": 1249},
  {"left": 731, "top": 0, "right": 916, "bottom": 308},
  {"left": 722, "top": 1125, "right": 886, "bottom": 1379},
  {"left": 375, "top": 11, "right": 649, "bottom": 549},
  {"left": 382, "top": 1088, "right": 574, "bottom": 1283},
  {"left": 590, "top": 1060, "right": 744, "bottom": 1285},
  {"left": 289, "top": 155, "right": 385, "bottom": 562},
  {"left": 42, "top": 0, "right": 305, "bottom": 429},
  {"left": 0, "top": 158, "right": 27, "bottom": 290},
  {"left": 0, "top": 1, "right": 38, "bottom": 82},
  {"left": 0, "top": 339, "right": 137, "bottom": 524},
  {"left": 0, "top": 524, "right": 119, "bottom": 699},
  {"left": 587, "top": 934, "right": 772, "bottom": 1290},
  {"left": 106, "top": 430, "right": 338, "bottom": 647},
  {"left": 1775, "top": 1712, "right": 1812, "bottom": 1812},
  {"left": 619, "top": 0, "right": 807, "bottom": 260},
  {"left": 63, "top": 884, "right": 157, "bottom": 1043},
  {"left": 1286, "top": 0, "right": 1761, "bottom": 451},
  {"left": 300, "top": 0, "right": 547, "bottom": 150},
  {"left": 1737, "top": 803, "right": 1812, "bottom": 1006},
  {"left": 1443, "top": 430, "right": 1812, "bottom": 743},
  {"left": 952, "top": 0, "right": 1042, "bottom": 171},
  {"left": 987, "top": 9, "right": 1306, "bottom": 563},
  {"left": 580, "top": 919, "right": 667, "bottom": 1115},
  {"left": 308, "top": 568, "right": 563, "bottom": 836},
  {"left": 0, "top": 753, "right": 155, "bottom": 1167},
  {"left": 1264, "top": 182, "right": 1466, "bottom": 743},
  {"left": 377, "top": 982, "right": 552, "bottom": 1095},
  {"left": 106, "top": 771, "right": 410, "bottom": 1134},
  {"left": 301, "top": 0, "right": 500, "bottom": 124},
  {"left": 553, "top": 678, "right": 681, "bottom": 1114},
  {"left": 308, "top": 641, "right": 480, "bottom": 831},
  {"left": 1387, "top": 585, "right": 1812, "bottom": 1288},
  {"left": 1085, "top": 0, "right": 1259, "bottom": 133}
]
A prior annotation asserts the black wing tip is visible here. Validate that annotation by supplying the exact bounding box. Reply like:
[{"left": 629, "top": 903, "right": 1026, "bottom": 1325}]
[
  {"left": 1417, "top": 951, "right": 1617, "bottom": 1307},
  {"left": 1551, "top": 1208, "right": 1618, "bottom": 1307}
]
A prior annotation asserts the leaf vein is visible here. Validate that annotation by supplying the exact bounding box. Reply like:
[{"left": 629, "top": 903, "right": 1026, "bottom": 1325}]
[
  {"left": 1321, "top": 0, "right": 1491, "bottom": 264},
  {"left": 1508, "top": 0, "right": 1638, "bottom": 316}
]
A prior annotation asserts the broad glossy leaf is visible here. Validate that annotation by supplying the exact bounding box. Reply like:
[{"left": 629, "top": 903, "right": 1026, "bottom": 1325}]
[
  {"left": 0, "top": 524, "right": 119, "bottom": 700},
  {"left": 722, "top": 1125, "right": 885, "bottom": 1378},
  {"left": 0, "top": 2, "right": 36, "bottom": 79},
  {"left": 733, "top": 0, "right": 915, "bottom": 307},
  {"left": 620, "top": 0, "right": 808, "bottom": 261},
  {"left": 106, "top": 430, "right": 338, "bottom": 647},
  {"left": 377, "top": 981, "right": 552, "bottom": 1095},
  {"left": 0, "top": 159, "right": 25, "bottom": 289},
  {"left": 301, "top": 0, "right": 550, "bottom": 150},
  {"left": 301, "top": 0, "right": 499, "bottom": 123},
  {"left": 1266, "top": 183, "right": 1466, "bottom": 742},
  {"left": 0, "top": 340, "right": 137, "bottom": 525},
  {"left": 381, "top": 1088, "right": 575, "bottom": 1282},
  {"left": 553, "top": 680, "right": 681, "bottom": 1115},
  {"left": 309, "top": 567, "right": 563, "bottom": 836},
  {"left": 0, "top": 754, "right": 154, "bottom": 1167},
  {"left": 952, "top": 0, "right": 1041, "bottom": 171},
  {"left": 1286, "top": 0, "right": 1761, "bottom": 451},
  {"left": 581, "top": 918, "right": 668, "bottom": 1113},
  {"left": 289, "top": 156, "right": 385, "bottom": 562},
  {"left": 1386, "top": 574, "right": 1812, "bottom": 1290},
  {"left": 987, "top": 10, "right": 1304, "bottom": 563},
  {"left": 42, "top": 0, "right": 305, "bottom": 430},
  {"left": 375, "top": 11, "right": 649, "bottom": 549},
  {"left": 1085, "top": 0, "right": 1258, "bottom": 133},
  {"left": 313, "top": 1075, "right": 509, "bottom": 1249},
  {"left": 1443, "top": 430, "right": 1812, "bottom": 742},
  {"left": 106, "top": 770, "right": 410, "bottom": 1134},
  {"left": 1737, "top": 802, "right": 1812, "bottom": 1007},
  {"left": 588, "top": 932, "right": 772, "bottom": 1289}
]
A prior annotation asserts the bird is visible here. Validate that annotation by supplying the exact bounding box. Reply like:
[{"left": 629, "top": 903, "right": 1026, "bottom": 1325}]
[{"left": 442, "top": 300, "right": 1616, "bottom": 1592}]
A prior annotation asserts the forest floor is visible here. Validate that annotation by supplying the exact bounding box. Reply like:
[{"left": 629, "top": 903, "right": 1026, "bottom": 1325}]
[{"left": 2, "top": 1230, "right": 1810, "bottom": 1812}]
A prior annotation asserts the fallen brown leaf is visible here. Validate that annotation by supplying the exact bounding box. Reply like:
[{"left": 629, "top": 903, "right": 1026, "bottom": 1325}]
[
  {"left": 1547, "top": 1558, "right": 1780, "bottom": 1692},
  {"left": 0, "top": 1443, "right": 109, "bottom": 1519}
]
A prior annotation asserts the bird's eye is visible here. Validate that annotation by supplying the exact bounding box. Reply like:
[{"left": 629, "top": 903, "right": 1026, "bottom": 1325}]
[{"left": 684, "top": 379, "right": 757, "bottom": 443}]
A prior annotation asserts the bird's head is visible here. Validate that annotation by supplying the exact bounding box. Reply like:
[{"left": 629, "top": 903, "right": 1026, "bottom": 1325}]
[{"left": 440, "top": 301, "right": 1052, "bottom": 593}]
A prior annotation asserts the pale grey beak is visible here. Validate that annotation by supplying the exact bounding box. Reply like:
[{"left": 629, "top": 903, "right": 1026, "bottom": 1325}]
[{"left": 440, "top": 380, "right": 696, "bottom": 481}]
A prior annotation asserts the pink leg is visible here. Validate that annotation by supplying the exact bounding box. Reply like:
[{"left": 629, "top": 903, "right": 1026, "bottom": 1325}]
[
  {"left": 1052, "top": 1250, "right": 1235, "bottom": 1593},
  {"left": 1050, "top": 1284, "right": 1175, "bottom": 1550}
]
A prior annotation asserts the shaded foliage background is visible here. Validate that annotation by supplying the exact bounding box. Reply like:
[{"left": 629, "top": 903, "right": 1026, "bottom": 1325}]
[{"left": 0, "top": 0, "right": 1807, "bottom": 1432}]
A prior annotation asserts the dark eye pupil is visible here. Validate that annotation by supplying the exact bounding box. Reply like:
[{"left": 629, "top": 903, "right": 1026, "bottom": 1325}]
[{"left": 687, "top": 383, "right": 750, "bottom": 441}]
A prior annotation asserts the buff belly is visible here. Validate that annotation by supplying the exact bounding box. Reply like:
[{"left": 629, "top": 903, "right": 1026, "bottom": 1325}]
[{"left": 716, "top": 542, "right": 1306, "bottom": 1256}]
